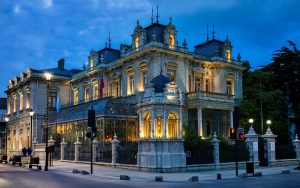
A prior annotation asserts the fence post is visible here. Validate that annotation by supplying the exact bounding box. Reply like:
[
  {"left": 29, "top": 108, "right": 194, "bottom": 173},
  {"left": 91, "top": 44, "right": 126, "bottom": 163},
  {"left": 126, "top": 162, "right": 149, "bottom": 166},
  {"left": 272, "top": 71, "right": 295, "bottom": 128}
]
[
  {"left": 60, "top": 138, "right": 67, "bottom": 161},
  {"left": 48, "top": 135, "right": 55, "bottom": 146},
  {"left": 210, "top": 132, "right": 220, "bottom": 169},
  {"left": 245, "top": 126, "right": 260, "bottom": 163},
  {"left": 111, "top": 134, "right": 120, "bottom": 165},
  {"left": 293, "top": 134, "right": 300, "bottom": 161},
  {"left": 92, "top": 139, "right": 99, "bottom": 163},
  {"left": 74, "top": 137, "right": 82, "bottom": 162},
  {"left": 261, "top": 127, "right": 277, "bottom": 166}
]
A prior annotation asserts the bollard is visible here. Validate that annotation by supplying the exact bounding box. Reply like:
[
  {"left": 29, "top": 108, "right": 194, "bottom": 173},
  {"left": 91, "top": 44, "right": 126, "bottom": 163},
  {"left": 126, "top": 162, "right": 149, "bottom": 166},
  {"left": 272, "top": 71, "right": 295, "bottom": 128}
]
[{"left": 217, "top": 173, "right": 222, "bottom": 180}]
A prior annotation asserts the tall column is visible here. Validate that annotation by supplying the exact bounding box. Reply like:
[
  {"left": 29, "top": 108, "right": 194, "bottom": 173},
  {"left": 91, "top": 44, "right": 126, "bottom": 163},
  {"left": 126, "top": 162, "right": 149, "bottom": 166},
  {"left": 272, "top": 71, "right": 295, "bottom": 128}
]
[
  {"left": 197, "top": 108, "right": 203, "bottom": 137},
  {"left": 245, "top": 126, "right": 260, "bottom": 163},
  {"left": 139, "top": 112, "right": 142, "bottom": 138},
  {"left": 111, "top": 134, "right": 120, "bottom": 165},
  {"left": 150, "top": 111, "right": 155, "bottom": 138},
  {"left": 293, "top": 134, "right": 300, "bottom": 161},
  {"left": 60, "top": 138, "right": 67, "bottom": 161},
  {"left": 163, "top": 109, "right": 167, "bottom": 139},
  {"left": 178, "top": 107, "right": 183, "bottom": 138},
  {"left": 210, "top": 132, "right": 220, "bottom": 169},
  {"left": 92, "top": 139, "right": 99, "bottom": 163},
  {"left": 261, "top": 127, "right": 277, "bottom": 165},
  {"left": 230, "top": 110, "right": 234, "bottom": 128},
  {"left": 74, "top": 138, "right": 82, "bottom": 162}
]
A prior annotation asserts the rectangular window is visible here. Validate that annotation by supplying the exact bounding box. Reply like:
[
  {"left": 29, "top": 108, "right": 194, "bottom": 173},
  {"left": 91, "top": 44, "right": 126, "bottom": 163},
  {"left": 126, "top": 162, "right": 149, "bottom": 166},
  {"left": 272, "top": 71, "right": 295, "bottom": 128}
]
[
  {"left": 141, "top": 71, "right": 148, "bottom": 91},
  {"left": 93, "top": 84, "right": 98, "bottom": 100},
  {"left": 194, "top": 76, "right": 202, "bottom": 92},
  {"left": 49, "top": 93, "right": 57, "bottom": 108},
  {"left": 85, "top": 87, "right": 90, "bottom": 102},
  {"left": 128, "top": 75, "right": 135, "bottom": 95},
  {"left": 226, "top": 80, "right": 234, "bottom": 95},
  {"left": 19, "top": 93, "right": 23, "bottom": 110},
  {"left": 13, "top": 96, "right": 16, "bottom": 113},
  {"left": 167, "top": 70, "right": 176, "bottom": 82},
  {"left": 205, "top": 79, "right": 210, "bottom": 92},
  {"left": 73, "top": 90, "right": 78, "bottom": 105},
  {"left": 26, "top": 93, "right": 30, "bottom": 109},
  {"left": 7, "top": 98, "right": 11, "bottom": 114}
]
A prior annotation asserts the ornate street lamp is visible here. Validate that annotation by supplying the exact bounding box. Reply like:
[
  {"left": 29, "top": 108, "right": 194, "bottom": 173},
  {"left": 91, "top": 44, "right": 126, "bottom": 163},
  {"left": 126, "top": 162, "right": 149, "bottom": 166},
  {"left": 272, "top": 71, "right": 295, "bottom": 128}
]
[
  {"left": 44, "top": 72, "right": 52, "bottom": 171},
  {"left": 29, "top": 109, "right": 34, "bottom": 149},
  {"left": 248, "top": 118, "right": 254, "bottom": 124},
  {"left": 266, "top": 120, "right": 272, "bottom": 127}
]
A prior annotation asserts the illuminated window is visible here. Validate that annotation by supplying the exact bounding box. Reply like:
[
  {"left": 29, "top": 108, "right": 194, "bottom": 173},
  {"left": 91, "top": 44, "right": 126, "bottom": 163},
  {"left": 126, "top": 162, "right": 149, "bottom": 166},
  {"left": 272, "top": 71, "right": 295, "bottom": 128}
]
[
  {"left": 135, "top": 37, "right": 140, "bottom": 49},
  {"left": 13, "top": 95, "right": 16, "bottom": 113},
  {"left": 128, "top": 75, "right": 135, "bottom": 95},
  {"left": 141, "top": 70, "right": 148, "bottom": 91},
  {"left": 112, "top": 80, "right": 120, "bottom": 97},
  {"left": 205, "top": 78, "right": 210, "bottom": 92},
  {"left": 73, "top": 89, "right": 78, "bottom": 105},
  {"left": 93, "top": 83, "right": 98, "bottom": 100},
  {"left": 167, "top": 113, "right": 178, "bottom": 139},
  {"left": 143, "top": 113, "right": 151, "bottom": 139},
  {"left": 194, "top": 76, "right": 202, "bottom": 92},
  {"left": 26, "top": 92, "right": 30, "bottom": 109},
  {"left": 155, "top": 115, "right": 163, "bottom": 138},
  {"left": 226, "top": 80, "right": 234, "bottom": 95},
  {"left": 19, "top": 93, "right": 23, "bottom": 110},
  {"left": 168, "top": 70, "right": 176, "bottom": 82},
  {"left": 90, "top": 58, "right": 94, "bottom": 69},
  {"left": 84, "top": 87, "right": 90, "bottom": 102},
  {"left": 169, "top": 35, "right": 175, "bottom": 47},
  {"left": 227, "top": 50, "right": 231, "bottom": 60}
]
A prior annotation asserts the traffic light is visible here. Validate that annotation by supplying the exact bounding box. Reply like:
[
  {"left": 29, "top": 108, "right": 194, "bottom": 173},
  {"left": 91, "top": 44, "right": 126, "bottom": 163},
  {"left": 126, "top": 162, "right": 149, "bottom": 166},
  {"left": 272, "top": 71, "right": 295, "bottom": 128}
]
[
  {"left": 237, "top": 128, "right": 244, "bottom": 140},
  {"left": 230, "top": 128, "right": 236, "bottom": 140}
]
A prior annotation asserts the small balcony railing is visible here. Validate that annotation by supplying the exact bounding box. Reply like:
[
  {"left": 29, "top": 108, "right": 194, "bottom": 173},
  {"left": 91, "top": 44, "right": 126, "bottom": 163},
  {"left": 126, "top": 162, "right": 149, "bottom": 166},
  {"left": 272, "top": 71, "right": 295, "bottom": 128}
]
[{"left": 186, "top": 91, "right": 234, "bottom": 101}]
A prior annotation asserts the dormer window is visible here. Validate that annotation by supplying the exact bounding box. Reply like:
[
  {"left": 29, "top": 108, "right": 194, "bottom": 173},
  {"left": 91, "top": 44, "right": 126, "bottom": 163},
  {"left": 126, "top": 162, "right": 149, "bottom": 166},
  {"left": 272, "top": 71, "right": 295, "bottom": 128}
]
[
  {"left": 169, "top": 35, "right": 175, "bottom": 48},
  {"left": 135, "top": 37, "right": 140, "bottom": 49},
  {"left": 227, "top": 50, "right": 231, "bottom": 60}
]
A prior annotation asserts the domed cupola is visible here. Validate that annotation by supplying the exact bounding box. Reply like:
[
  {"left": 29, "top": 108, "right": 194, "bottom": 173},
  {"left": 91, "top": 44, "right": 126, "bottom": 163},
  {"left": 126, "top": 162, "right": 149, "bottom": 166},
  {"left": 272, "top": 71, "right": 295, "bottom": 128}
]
[{"left": 150, "top": 74, "right": 171, "bottom": 93}]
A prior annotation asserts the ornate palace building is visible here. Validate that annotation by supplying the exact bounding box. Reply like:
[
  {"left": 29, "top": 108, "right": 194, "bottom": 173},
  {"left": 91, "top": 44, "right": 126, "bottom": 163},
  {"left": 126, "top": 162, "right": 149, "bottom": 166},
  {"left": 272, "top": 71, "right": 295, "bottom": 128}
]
[{"left": 5, "top": 16, "right": 245, "bottom": 160}]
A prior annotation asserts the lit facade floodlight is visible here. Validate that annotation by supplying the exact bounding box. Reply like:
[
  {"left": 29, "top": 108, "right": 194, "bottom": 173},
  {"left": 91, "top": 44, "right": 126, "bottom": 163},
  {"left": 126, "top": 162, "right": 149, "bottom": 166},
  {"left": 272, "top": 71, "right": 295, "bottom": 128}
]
[
  {"left": 44, "top": 72, "right": 52, "bottom": 81},
  {"left": 266, "top": 120, "right": 272, "bottom": 125},
  {"left": 29, "top": 109, "right": 34, "bottom": 117},
  {"left": 248, "top": 119, "right": 254, "bottom": 124}
]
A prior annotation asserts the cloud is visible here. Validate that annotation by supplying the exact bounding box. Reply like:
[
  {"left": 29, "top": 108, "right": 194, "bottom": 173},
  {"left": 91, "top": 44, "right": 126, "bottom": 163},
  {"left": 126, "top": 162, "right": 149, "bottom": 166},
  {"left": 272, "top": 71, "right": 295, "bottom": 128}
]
[
  {"left": 43, "top": 0, "right": 53, "bottom": 9},
  {"left": 13, "top": 4, "right": 20, "bottom": 14}
]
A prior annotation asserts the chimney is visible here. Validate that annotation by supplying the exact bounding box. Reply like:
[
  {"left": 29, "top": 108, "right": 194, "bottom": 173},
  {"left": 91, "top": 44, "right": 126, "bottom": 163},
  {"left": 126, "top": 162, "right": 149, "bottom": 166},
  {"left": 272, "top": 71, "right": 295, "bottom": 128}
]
[{"left": 58, "top": 58, "right": 65, "bottom": 70}]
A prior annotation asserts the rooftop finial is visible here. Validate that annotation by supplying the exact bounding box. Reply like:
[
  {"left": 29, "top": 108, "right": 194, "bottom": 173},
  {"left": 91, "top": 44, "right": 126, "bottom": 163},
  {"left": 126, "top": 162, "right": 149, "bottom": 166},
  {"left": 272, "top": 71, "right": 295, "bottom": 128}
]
[
  {"left": 212, "top": 24, "right": 216, "bottom": 40},
  {"left": 156, "top": 4, "right": 159, "bottom": 23},
  {"left": 108, "top": 32, "right": 111, "bottom": 48},
  {"left": 206, "top": 24, "right": 209, "bottom": 42},
  {"left": 151, "top": 7, "right": 154, "bottom": 24}
]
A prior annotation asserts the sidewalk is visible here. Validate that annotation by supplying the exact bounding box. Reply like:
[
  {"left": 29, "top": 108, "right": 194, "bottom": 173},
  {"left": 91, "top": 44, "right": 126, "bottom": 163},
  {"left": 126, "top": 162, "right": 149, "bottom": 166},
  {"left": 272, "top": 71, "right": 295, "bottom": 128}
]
[{"left": 40, "top": 160, "right": 300, "bottom": 182}]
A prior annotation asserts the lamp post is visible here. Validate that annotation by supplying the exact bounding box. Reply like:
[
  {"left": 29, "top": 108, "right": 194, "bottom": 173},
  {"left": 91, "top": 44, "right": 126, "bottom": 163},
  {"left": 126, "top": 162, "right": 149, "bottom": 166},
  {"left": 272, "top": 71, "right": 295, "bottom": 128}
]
[
  {"left": 249, "top": 118, "right": 254, "bottom": 125},
  {"left": 266, "top": 120, "right": 272, "bottom": 130},
  {"left": 5, "top": 117, "right": 9, "bottom": 156},
  {"left": 44, "top": 72, "right": 52, "bottom": 171},
  {"left": 29, "top": 109, "right": 34, "bottom": 149}
]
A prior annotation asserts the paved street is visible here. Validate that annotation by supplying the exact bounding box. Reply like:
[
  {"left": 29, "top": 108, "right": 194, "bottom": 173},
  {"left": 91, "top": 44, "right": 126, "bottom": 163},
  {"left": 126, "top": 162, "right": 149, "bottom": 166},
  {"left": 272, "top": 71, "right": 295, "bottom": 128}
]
[{"left": 1, "top": 162, "right": 300, "bottom": 188}]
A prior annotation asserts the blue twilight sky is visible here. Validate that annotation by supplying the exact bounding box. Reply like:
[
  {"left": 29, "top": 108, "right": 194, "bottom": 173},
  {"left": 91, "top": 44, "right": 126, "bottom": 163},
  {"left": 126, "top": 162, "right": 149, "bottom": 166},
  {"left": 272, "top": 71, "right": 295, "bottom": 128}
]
[{"left": 1, "top": 0, "right": 300, "bottom": 97}]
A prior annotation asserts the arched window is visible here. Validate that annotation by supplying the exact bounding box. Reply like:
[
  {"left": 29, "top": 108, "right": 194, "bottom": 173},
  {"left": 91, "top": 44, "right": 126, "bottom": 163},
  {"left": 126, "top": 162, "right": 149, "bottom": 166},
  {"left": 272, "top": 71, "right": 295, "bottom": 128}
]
[
  {"left": 143, "top": 113, "right": 151, "bottom": 139},
  {"left": 169, "top": 35, "right": 175, "bottom": 47},
  {"left": 227, "top": 50, "right": 231, "bottom": 60},
  {"left": 135, "top": 37, "right": 140, "bottom": 49},
  {"left": 167, "top": 113, "right": 178, "bottom": 139},
  {"left": 155, "top": 115, "right": 163, "bottom": 138}
]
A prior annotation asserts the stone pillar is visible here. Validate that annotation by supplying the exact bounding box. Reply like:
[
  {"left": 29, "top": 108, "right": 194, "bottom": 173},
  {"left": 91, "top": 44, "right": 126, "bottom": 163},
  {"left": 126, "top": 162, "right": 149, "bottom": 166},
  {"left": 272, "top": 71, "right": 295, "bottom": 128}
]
[
  {"left": 230, "top": 110, "right": 234, "bottom": 128},
  {"left": 197, "top": 108, "right": 203, "bottom": 137},
  {"left": 245, "top": 126, "right": 260, "bottom": 162},
  {"left": 92, "top": 139, "right": 99, "bottom": 163},
  {"left": 74, "top": 137, "right": 82, "bottom": 162},
  {"left": 60, "top": 138, "right": 67, "bottom": 161},
  {"left": 150, "top": 111, "right": 155, "bottom": 138},
  {"left": 32, "top": 137, "right": 38, "bottom": 157},
  {"left": 48, "top": 135, "right": 55, "bottom": 146},
  {"left": 261, "top": 127, "right": 277, "bottom": 164},
  {"left": 111, "top": 134, "right": 120, "bottom": 165},
  {"left": 210, "top": 132, "right": 220, "bottom": 169},
  {"left": 163, "top": 109, "right": 167, "bottom": 139},
  {"left": 293, "top": 134, "right": 300, "bottom": 161}
]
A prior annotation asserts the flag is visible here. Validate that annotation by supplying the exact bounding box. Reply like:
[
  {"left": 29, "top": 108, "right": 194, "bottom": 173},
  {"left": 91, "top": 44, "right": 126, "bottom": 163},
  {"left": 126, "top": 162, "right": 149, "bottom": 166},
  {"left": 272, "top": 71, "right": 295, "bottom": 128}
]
[{"left": 100, "top": 74, "right": 104, "bottom": 98}]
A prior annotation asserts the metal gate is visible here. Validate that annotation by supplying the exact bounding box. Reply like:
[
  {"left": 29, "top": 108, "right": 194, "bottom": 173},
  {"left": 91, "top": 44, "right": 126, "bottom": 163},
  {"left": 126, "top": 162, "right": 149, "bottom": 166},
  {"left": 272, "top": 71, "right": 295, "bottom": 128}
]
[{"left": 258, "top": 137, "right": 268, "bottom": 166}]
